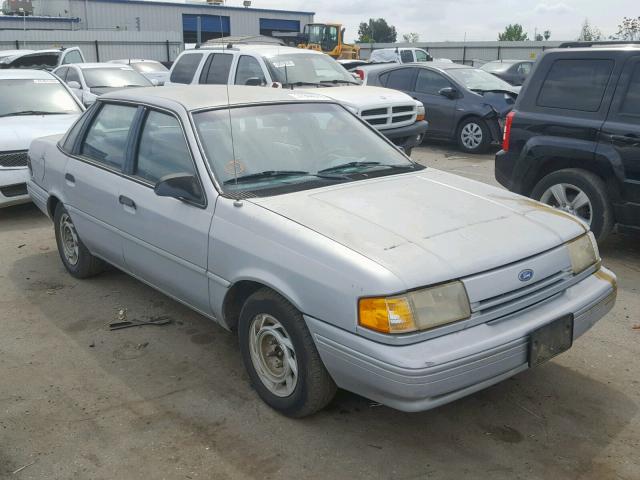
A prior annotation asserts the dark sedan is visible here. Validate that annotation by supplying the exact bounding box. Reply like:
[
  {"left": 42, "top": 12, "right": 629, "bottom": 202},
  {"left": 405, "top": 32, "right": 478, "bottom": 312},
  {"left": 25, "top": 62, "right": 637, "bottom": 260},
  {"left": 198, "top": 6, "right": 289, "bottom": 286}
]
[
  {"left": 359, "top": 63, "right": 519, "bottom": 153},
  {"left": 480, "top": 59, "right": 533, "bottom": 86}
]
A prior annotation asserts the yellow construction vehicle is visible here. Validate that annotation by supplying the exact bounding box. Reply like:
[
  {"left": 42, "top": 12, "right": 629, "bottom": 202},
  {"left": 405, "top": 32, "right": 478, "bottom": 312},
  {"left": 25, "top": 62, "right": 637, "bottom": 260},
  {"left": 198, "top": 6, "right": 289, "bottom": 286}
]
[{"left": 297, "top": 23, "right": 360, "bottom": 60}]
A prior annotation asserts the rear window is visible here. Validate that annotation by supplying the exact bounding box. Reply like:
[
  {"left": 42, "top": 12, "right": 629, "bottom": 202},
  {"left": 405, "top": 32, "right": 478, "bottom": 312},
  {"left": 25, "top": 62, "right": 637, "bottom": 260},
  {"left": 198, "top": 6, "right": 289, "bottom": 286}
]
[
  {"left": 170, "top": 53, "right": 203, "bottom": 84},
  {"left": 537, "top": 59, "right": 613, "bottom": 112}
]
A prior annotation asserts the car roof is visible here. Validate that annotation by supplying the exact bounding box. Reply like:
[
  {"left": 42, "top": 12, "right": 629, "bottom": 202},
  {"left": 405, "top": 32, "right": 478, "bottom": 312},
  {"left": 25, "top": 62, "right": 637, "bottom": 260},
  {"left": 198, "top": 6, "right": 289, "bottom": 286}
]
[
  {"left": 101, "top": 85, "right": 333, "bottom": 111},
  {"left": 71, "top": 63, "right": 135, "bottom": 70},
  {"left": 548, "top": 45, "right": 640, "bottom": 54},
  {"left": 110, "top": 59, "right": 161, "bottom": 64},
  {"left": 187, "top": 44, "right": 325, "bottom": 57},
  {"left": 361, "top": 61, "right": 471, "bottom": 73},
  {"left": 0, "top": 69, "right": 56, "bottom": 80}
]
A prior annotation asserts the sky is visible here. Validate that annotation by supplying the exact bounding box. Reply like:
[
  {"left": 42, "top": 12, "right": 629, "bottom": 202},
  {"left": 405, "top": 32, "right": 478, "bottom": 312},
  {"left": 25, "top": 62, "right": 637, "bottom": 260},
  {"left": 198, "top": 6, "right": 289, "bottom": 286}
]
[{"left": 209, "top": 0, "right": 636, "bottom": 43}]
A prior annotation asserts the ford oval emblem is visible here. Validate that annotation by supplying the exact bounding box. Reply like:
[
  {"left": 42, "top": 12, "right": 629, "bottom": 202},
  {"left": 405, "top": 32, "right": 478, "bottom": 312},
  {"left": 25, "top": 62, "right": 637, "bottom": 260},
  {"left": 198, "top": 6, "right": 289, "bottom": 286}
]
[{"left": 519, "top": 269, "right": 534, "bottom": 282}]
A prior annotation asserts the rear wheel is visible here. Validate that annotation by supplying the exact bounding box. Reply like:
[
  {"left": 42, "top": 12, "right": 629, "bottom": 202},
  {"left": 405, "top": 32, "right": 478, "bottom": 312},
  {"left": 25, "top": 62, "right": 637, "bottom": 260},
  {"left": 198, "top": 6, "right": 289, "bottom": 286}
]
[
  {"left": 54, "top": 203, "right": 105, "bottom": 278},
  {"left": 531, "top": 168, "right": 614, "bottom": 242},
  {"left": 456, "top": 117, "right": 490, "bottom": 154},
  {"left": 238, "top": 288, "right": 336, "bottom": 417}
]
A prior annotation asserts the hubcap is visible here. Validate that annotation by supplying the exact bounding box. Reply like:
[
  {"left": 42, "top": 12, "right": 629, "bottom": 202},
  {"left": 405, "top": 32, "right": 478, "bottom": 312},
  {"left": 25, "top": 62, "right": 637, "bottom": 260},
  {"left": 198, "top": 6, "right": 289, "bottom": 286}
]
[
  {"left": 540, "top": 183, "right": 593, "bottom": 226},
  {"left": 461, "top": 122, "right": 483, "bottom": 149},
  {"left": 59, "top": 213, "right": 79, "bottom": 266},
  {"left": 248, "top": 313, "right": 298, "bottom": 397}
]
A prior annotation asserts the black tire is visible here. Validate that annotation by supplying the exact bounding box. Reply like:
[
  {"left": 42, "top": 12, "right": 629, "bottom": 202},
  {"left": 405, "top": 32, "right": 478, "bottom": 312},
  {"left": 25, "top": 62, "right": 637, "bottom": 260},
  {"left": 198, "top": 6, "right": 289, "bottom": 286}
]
[
  {"left": 531, "top": 168, "right": 614, "bottom": 242},
  {"left": 238, "top": 288, "right": 336, "bottom": 418},
  {"left": 456, "top": 117, "right": 491, "bottom": 154},
  {"left": 53, "top": 203, "right": 106, "bottom": 278}
]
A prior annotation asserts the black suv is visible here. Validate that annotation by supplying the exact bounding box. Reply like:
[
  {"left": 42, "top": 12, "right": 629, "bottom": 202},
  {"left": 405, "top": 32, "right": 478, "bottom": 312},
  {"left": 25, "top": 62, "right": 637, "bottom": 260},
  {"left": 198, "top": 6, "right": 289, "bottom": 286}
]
[{"left": 496, "top": 42, "right": 640, "bottom": 241}]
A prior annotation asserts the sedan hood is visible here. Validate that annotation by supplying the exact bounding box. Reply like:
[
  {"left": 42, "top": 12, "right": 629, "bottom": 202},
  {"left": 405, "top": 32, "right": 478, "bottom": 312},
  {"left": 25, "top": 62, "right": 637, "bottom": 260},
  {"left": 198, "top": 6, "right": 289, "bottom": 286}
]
[
  {"left": 0, "top": 114, "right": 79, "bottom": 152},
  {"left": 251, "top": 169, "right": 587, "bottom": 289}
]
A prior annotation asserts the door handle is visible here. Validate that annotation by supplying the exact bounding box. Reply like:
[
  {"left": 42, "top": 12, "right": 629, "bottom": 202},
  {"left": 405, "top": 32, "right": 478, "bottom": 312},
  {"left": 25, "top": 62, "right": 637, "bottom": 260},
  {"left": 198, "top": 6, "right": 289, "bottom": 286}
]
[
  {"left": 64, "top": 173, "right": 75, "bottom": 184},
  {"left": 610, "top": 134, "right": 640, "bottom": 145},
  {"left": 119, "top": 195, "right": 136, "bottom": 210}
]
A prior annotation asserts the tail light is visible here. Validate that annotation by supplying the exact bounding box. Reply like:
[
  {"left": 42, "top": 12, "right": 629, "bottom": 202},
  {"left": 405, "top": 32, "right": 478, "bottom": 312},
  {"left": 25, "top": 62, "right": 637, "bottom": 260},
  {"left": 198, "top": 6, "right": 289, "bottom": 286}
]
[
  {"left": 355, "top": 69, "right": 365, "bottom": 81},
  {"left": 502, "top": 111, "right": 515, "bottom": 152}
]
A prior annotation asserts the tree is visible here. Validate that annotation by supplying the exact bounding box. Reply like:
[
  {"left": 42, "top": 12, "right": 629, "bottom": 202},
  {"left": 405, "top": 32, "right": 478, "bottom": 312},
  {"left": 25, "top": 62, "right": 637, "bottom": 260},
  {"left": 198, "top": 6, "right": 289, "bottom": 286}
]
[
  {"left": 357, "top": 18, "right": 397, "bottom": 43},
  {"left": 535, "top": 33, "right": 544, "bottom": 41},
  {"left": 578, "top": 19, "right": 602, "bottom": 41},
  {"left": 402, "top": 32, "right": 420, "bottom": 43},
  {"left": 498, "top": 24, "right": 528, "bottom": 41},
  {"left": 544, "top": 30, "right": 551, "bottom": 41},
  {"left": 611, "top": 16, "right": 640, "bottom": 41}
]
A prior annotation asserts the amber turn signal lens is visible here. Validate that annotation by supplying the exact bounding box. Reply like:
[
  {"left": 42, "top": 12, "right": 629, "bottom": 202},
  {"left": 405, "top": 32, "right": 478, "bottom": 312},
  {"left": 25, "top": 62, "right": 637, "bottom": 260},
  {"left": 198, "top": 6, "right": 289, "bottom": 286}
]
[{"left": 358, "top": 297, "right": 416, "bottom": 334}]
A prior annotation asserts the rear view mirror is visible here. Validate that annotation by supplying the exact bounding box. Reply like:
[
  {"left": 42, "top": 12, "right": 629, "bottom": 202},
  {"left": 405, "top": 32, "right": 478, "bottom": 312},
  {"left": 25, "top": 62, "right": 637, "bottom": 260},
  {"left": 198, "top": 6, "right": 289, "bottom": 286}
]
[
  {"left": 67, "top": 81, "right": 81, "bottom": 89},
  {"left": 439, "top": 87, "right": 458, "bottom": 99},
  {"left": 245, "top": 77, "right": 264, "bottom": 86},
  {"left": 154, "top": 173, "right": 204, "bottom": 205}
]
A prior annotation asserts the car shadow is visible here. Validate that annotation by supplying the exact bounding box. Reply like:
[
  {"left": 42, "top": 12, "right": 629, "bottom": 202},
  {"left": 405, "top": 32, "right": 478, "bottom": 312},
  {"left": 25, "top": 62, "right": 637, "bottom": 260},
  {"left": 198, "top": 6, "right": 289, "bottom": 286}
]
[{"left": 5, "top": 247, "right": 638, "bottom": 479}]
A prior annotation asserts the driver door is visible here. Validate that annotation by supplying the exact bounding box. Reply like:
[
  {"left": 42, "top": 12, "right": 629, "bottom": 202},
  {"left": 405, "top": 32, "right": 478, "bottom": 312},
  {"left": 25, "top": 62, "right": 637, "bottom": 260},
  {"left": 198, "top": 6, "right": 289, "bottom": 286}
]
[{"left": 412, "top": 68, "right": 457, "bottom": 138}]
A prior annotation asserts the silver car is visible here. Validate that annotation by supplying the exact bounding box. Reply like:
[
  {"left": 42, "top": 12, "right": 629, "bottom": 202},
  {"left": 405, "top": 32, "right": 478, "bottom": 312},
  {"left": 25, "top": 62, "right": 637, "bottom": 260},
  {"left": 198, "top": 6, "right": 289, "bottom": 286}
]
[{"left": 27, "top": 86, "right": 617, "bottom": 417}]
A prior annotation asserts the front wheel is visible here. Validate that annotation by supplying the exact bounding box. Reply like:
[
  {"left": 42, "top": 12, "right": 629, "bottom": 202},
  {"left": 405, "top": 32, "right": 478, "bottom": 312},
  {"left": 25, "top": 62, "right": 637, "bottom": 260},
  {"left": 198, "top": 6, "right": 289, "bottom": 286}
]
[
  {"left": 456, "top": 117, "right": 490, "bottom": 154},
  {"left": 531, "top": 169, "right": 614, "bottom": 242},
  {"left": 238, "top": 288, "right": 336, "bottom": 417}
]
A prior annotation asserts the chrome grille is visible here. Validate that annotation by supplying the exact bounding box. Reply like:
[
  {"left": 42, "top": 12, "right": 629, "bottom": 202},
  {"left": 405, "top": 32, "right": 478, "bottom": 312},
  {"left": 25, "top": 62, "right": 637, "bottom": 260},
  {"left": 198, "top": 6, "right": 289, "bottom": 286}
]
[
  {"left": 0, "top": 150, "right": 28, "bottom": 168},
  {"left": 360, "top": 104, "right": 417, "bottom": 130}
]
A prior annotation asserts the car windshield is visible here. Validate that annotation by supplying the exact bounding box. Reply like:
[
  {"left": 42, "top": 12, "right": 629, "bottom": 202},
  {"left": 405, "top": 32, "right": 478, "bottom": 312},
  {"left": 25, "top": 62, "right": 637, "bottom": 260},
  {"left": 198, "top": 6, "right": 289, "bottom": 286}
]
[
  {"left": 132, "top": 62, "right": 168, "bottom": 73},
  {"left": 480, "top": 62, "right": 514, "bottom": 73},
  {"left": 265, "top": 53, "right": 356, "bottom": 85},
  {"left": 0, "top": 78, "right": 82, "bottom": 117},
  {"left": 83, "top": 68, "right": 152, "bottom": 88},
  {"left": 0, "top": 52, "right": 59, "bottom": 70},
  {"left": 193, "top": 102, "right": 421, "bottom": 196},
  {"left": 447, "top": 67, "right": 515, "bottom": 91}
]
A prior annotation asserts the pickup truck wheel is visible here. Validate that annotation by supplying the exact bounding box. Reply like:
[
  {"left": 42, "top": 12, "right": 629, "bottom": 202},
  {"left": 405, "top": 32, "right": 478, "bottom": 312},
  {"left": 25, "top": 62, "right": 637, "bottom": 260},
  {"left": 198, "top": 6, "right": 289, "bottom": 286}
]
[
  {"left": 238, "top": 288, "right": 336, "bottom": 418},
  {"left": 531, "top": 169, "right": 614, "bottom": 242},
  {"left": 457, "top": 117, "right": 490, "bottom": 154},
  {"left": 54, "top": 203, "right": 105, "bottom": 278}
]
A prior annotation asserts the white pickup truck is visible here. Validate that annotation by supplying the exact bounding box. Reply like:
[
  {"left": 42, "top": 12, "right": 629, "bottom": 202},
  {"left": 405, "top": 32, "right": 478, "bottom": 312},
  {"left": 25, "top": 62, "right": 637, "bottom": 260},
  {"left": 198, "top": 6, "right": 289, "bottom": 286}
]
[{"left": 166, "top": 44, "right": 428, "bottom": 155}]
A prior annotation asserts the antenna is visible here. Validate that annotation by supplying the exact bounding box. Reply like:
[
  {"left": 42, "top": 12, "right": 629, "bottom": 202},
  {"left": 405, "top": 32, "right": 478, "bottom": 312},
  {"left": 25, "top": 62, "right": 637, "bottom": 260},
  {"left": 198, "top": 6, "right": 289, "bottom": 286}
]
[{"left": 219, "top": 13, "right": 239, "bottom": 186}]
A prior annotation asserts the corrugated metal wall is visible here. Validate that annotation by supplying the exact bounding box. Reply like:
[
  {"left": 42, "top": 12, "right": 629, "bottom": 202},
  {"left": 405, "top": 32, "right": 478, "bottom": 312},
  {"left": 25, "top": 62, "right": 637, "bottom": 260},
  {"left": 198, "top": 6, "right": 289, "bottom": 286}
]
[
  {"left": 0, "top": 30, "right": 183, "bottom": 62},
  {"left": 359, "top": 41, "right": 566, "bottom": 65}
]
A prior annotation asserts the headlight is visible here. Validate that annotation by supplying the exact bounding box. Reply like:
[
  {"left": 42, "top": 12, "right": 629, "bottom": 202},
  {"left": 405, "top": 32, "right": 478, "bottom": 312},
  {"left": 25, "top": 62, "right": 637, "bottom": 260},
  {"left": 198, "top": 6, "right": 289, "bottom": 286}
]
[
  {"left": 416, "top": 104, "right": 426, "bottom": 122},
  {"left": 567, "top": 233, "right": 600, "bottom": 275},
  {"left": 358, "top": 281, "right": 471, "bottom": 334}
]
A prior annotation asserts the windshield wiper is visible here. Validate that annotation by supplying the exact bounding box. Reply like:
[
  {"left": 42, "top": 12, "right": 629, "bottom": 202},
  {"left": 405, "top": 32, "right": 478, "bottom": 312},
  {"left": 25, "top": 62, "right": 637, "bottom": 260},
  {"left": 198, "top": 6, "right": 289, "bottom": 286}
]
[
  {"left": 283, "top": 81, "right": 323, "bottom": 88},
  {"left": 320, "top": 79, "right": 360, "bottom": 86},
  {"left": 0, "top": 110, "right": 66, "bottom": 118},
  {"left": 223, "top": 170, "right": 310, "bottom": 185},
  {"left": 318, "top": 161, "right": 417, "bottom": 174}
]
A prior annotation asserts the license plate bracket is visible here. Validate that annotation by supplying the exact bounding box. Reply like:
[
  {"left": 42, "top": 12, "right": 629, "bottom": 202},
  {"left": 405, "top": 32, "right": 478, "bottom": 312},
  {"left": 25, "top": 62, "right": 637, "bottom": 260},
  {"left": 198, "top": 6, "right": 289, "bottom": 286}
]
[{"left": 529, "top": 315, "right": 574, "bottom": 367}]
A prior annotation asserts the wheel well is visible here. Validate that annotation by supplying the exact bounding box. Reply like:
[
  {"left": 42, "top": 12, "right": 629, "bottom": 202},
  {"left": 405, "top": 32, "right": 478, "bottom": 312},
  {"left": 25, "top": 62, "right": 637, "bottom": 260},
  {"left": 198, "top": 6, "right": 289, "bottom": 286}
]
[
  {"left": 222, "top": 280, "right": 267, "bottom": 331},
  {"left": 523, "top": 157, "right": 617, "bottom": 198},
  {"left": 47, "top": 195, "right": 61, "bottom": 219}
]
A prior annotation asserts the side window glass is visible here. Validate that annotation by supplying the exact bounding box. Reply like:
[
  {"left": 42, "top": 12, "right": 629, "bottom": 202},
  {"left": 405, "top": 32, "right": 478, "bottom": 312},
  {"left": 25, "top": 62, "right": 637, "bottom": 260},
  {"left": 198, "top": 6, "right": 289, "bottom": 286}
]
[
  {"left": 63, "top": 50, "right": 83, "bottom": 65},
  {"left": 384, "top": 68, "right": 415, "bottom": 90},
  {"left": 170, "top": 53, "right": 203, "bottom": 84},
  {"left": 81, "top": 104, "right": 137, "bottom": 170},
  {"left": 415, "top": 69, "right": 451, "bottom": 95},
  {"left": 415, "top": 50, "right": 429, "bottom": 62},
  {"left": 400, "top": 50, "right": 414, "bottom": 63},
  {"left": 55, "top": 67, "right": 68, "bottom": 81},
  {"left": 518, "top": 63, "right": 532, "bottom": 75},
  {"left": 619, "top": 63, "right": 640, "bottom": 117},
  {"left": 201, "top": 54, "right": 233, "bottom": 85},
  {"left": 235, "top": 56, "right": 266, "bottom": 85},
  {"left": 66, "top": 68, "right": 81, "bottom": 85},
  {"left": 537, "top": 59, "right": 613, "bottom": 112},
  {"left": 62, "top": 106, "right": 95, "bottom": 153},
  {"left": 136, "top": 110, "right": 196, "bottom": 184}
]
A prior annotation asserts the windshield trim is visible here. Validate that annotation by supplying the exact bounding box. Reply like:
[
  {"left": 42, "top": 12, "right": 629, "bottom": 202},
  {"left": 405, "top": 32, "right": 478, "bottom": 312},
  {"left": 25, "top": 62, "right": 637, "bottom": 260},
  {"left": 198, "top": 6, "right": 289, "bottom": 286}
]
[{"left": 188, "top": 100, "right": 423, "bottom": 198}]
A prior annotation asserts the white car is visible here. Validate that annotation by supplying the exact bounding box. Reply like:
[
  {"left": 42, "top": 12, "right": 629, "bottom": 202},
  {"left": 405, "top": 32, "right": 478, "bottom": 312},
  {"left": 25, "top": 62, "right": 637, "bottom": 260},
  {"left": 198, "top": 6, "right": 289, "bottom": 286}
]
[
  {"left": 0, "top": 69, "right": 83, "bottom": 208},
  {"left": 53, "top": 63, "right": 153, "bottom": 107},
  {"left": 370, "top": 47, "right": 433, "bottom": 64},
  {"left": 108, "top": 59, "right": 170, "bottom": 86}
]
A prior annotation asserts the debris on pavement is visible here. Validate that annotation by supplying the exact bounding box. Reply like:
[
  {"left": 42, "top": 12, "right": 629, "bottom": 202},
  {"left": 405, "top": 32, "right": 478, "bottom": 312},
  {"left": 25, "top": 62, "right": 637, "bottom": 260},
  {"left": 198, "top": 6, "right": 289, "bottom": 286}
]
[
  {"left": 12, "top": 460, "right": 36, "bottom": 474},
  {"left": 109, "top": 314, "right": 172, "bottom": 331}
]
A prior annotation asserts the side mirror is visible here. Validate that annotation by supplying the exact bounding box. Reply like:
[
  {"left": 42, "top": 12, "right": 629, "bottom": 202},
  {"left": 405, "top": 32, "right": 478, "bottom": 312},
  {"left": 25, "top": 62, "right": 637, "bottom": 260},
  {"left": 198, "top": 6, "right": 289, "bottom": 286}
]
[
  {"left": 154, "top": 173, "right": 204, "bottom": 205},
  {"left": 151, "top": 79, "right": 159, "bottom": 87},
  {"left": 244, "top": 77, "right": 264, "bottom": 86},
  {"left": 439, "top": 86, "right": 458, "bottom": 99},
  {"left": 67, "top": 81, "right": 81, "bottom": 89}
]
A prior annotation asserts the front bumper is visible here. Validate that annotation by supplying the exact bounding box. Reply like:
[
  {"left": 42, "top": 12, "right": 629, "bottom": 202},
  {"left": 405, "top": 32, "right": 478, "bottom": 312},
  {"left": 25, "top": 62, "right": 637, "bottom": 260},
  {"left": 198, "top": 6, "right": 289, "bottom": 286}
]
[
  {"left": 0, "top": 167, "right": 30, "bottom": 208},
  {"left": 378, "top": 120, "right": 429, "bottom": 151},
  {"left": 306, "top": 267, "right": 616, "bottom": 412}
]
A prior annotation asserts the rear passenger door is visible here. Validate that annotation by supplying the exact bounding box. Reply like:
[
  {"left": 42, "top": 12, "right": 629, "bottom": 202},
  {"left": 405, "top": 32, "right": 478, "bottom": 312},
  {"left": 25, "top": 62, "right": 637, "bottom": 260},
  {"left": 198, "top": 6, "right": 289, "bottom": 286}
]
[
  {"left": 412, "top": 68, "right": 457, "bottom": 138},
  {"left": 117, "top": 108, "right": 214, "bottom": 314},
  {"left": 597, "top": 56, "right": 640, "bottom": 227},
  {"left": 199, "top": 53, "right": 234, "bottom": 85},
  {"left": 64, "top": 102, "right": 138, "bottom": 267}
]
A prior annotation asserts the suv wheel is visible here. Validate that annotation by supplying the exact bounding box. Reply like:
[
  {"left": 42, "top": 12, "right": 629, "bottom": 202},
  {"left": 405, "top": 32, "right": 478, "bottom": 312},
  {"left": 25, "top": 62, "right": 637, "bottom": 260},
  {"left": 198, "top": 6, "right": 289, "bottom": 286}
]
[
  {"left": 457, "top": 118, "right": 490, "bottom": 154},
  {"left": 238, "top": 288, "right": 336, "bottom": 417},
  {"left": 54, "top": 203, "right": 106, "bottom": 278},
  {"left": 531, "top": 169, "right": 614, "bottom": 242}
]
